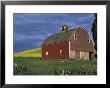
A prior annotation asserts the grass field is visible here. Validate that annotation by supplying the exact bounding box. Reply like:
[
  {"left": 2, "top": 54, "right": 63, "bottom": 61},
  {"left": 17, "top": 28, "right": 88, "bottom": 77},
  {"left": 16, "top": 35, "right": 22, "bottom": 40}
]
[
  {"left": 14, "top": 57, "right": 97, "bottom": 75},
  {"left": 13, "top": 48, "right": 97, "bottom": 75},
  {"left": 14, "top": 48, "right": 41, "bottom": 57}
]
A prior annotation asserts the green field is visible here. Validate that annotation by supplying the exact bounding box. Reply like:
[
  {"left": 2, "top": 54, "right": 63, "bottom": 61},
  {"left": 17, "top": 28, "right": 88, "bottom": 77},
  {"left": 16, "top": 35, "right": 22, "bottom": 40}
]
[
  {"left": 14, "top": 48, "right": 41, "bottom": 57},
  {"left": 14, "top": 57, "right": 97, "bottom": 75},
  {"left": 14, "top": 48, "right": 97, "bottom": 75}
]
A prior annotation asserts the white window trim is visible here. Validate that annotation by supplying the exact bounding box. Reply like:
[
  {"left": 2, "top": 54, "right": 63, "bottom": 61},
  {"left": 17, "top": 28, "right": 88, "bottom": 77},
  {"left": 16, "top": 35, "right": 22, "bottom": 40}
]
[
  {"left": 60, "top": 50, "right": 63, "bottom": 54},
  {"left": 88, "top": 37, "right": 91, "bottom": 42},
  {"left": 74, "top": 34, "right": 77, "bottom": 40},
  {"left": 46, "top": 52, "right": 48, "bottom": 55}
]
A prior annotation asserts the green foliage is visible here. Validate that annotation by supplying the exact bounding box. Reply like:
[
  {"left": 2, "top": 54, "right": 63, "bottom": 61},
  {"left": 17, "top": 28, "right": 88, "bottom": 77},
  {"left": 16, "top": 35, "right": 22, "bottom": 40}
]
[
  {"left": 14, "top": 58, "right": 97, "bottom": 75},
  {"left": 93, "top": 48, "right": 97, "bottom": 60},
  {"left": 14, "top": 48, "right": 41, "bottom": 57},
  {"left": 91, "top": 14, "right": 97, "bottom": 52}
]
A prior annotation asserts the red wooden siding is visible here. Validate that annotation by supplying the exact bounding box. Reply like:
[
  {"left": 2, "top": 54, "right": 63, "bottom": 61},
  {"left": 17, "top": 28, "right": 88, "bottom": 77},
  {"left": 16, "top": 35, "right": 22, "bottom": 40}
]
[
  {"left": 41, "top": 27, "right": 94, "bottom": 60},
  {"left": 70, "top": 28, "right": 94, "bottom": 52},
  {"left": 42, "top": 41, "right": 69, "bottom": 60}
]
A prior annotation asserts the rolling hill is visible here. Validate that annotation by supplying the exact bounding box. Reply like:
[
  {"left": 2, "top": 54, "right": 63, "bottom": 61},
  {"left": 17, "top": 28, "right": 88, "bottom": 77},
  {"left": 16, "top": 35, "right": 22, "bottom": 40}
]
[{"left": 14, "top": 48, "right": 41, "bottom": 57}]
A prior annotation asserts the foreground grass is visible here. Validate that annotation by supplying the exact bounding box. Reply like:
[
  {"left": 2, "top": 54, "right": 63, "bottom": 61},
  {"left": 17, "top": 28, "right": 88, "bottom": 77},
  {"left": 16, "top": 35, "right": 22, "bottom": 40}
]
[
  {"left": 14, "top": 48, "right": 41, "bottom": 57},
  {"left": 14, "top": 57, "right": 97, "bottom": 75}
]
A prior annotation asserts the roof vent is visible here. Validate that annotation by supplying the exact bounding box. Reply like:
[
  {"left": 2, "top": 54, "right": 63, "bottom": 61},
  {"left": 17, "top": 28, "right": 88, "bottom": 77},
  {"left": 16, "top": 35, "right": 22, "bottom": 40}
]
[
  {"left": 61, "top": 24, "right": 69, "bottom": 33},
  {"left": 80, "top": 26, "right": 84, "bottom": 29}
]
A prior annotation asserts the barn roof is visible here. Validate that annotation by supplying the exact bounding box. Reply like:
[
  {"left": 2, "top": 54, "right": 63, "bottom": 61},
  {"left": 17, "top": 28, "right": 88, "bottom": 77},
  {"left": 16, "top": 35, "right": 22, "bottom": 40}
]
[{"left": 42, "top": 28, "right": 77, "bottom": 46}]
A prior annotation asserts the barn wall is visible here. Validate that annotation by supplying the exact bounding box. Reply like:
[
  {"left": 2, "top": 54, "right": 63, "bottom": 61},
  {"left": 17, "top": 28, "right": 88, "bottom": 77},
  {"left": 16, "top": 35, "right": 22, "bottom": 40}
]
[
  {"left": 70, "top": 28, "right": 94, "bottom": 59},
  {"left": 70, "top": 28, "right": 94, "bottom": 52},
  {"left": 75, "top": 51, "right": 80, "bottom": 58},
  {"left": 42, "top": 41, "right": 69, "bottom": 60},
  {"left": 69, "top": 50, "right": 80, "bottom": 59},
  {"left": 80, "top": 51, "right": 89, "bottom": 60}
]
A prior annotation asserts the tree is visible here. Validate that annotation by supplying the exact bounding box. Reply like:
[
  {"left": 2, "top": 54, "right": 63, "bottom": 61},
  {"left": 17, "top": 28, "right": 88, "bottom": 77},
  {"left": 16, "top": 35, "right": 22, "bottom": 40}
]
[{"left": 91, "top": 14, "right": 97, "bottom": 58}]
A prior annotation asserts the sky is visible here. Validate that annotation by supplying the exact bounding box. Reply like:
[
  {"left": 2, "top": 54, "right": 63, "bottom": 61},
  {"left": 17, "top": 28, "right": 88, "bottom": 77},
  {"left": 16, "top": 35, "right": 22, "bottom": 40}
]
[{"left": 13, "top": 13, "right": 95, "bottom": 53}]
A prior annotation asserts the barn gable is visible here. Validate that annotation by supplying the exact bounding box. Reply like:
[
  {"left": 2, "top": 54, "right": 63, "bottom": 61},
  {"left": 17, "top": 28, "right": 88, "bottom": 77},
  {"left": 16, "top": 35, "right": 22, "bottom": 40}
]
[
  {"left": 69, "top": 27, "right": 94, "bottom": 44},
  {"left": 42, "top": 26, "right": 92, "bottom": 46}
]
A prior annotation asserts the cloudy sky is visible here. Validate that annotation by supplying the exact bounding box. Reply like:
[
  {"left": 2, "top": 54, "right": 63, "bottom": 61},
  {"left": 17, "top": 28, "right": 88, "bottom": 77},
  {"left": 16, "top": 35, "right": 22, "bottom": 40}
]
[{"left": 13, "top": 13, "right": 95, "bottom": 53}]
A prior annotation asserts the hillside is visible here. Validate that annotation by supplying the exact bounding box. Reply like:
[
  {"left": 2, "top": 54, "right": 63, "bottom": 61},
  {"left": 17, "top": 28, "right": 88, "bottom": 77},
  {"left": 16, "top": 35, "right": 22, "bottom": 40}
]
[{"left": 14, "top": 48, "right": 41, "bottom": 57}]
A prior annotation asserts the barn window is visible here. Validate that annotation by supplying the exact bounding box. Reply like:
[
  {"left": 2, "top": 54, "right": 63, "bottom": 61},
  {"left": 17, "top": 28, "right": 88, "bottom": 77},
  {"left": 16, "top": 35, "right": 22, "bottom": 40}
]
[
  {"left": 88, "top": 38, "right": 90, "bottom": 42},
  {"left": 46, "top": 52, "right": 48, "bottom": 55},
  {"left": 74, "top": 34, "right": 77, "bottom": 40},
  {"left": 60, "top": 50, "right": 63, "bottom": 54},
  {"left": 64, "top": 26, "right": 66, "bottom": 29}
]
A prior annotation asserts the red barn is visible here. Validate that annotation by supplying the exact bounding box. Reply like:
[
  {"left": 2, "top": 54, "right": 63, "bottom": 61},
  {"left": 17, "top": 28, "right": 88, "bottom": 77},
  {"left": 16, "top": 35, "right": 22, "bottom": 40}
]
[{"left": 41, "top": 24, "right": 94, "bottom": 60}]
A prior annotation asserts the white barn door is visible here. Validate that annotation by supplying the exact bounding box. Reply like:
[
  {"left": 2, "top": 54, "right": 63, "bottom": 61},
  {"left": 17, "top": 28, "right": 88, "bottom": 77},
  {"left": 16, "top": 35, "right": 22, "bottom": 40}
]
[
  {"left": 70, "top": 51, "right": 75, "bottom": 58},
  {"left": 80, "top": 51, "right": 89, "bottom": 60}
]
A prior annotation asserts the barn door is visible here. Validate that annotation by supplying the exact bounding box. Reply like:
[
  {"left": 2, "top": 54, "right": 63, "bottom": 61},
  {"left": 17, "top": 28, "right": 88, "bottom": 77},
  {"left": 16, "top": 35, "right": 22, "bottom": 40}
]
[
  {"left": 70, "top": 51, "right": 75, "bottom": 58},
  {"left": 80, "top": 51, "right": 89, "bottom": 60}
]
